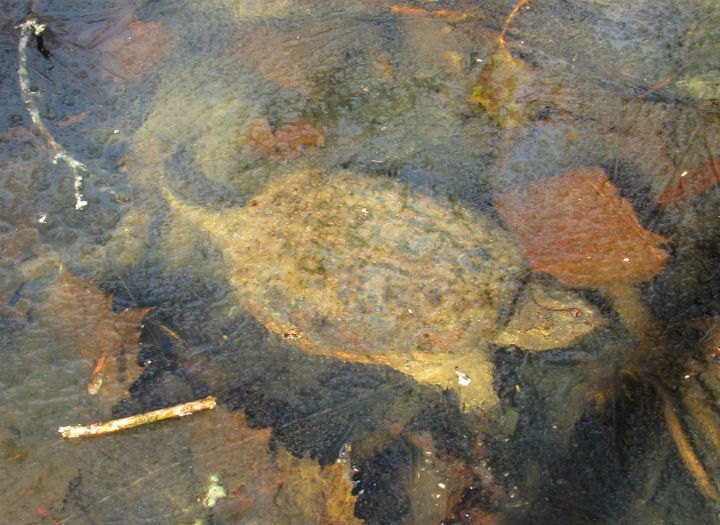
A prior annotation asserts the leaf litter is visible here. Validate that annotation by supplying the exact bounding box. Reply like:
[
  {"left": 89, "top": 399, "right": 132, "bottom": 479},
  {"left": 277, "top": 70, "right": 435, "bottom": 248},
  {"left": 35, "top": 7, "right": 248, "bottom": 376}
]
[{"left": 44, "top": 269, "right": 151, "bottom": 400}]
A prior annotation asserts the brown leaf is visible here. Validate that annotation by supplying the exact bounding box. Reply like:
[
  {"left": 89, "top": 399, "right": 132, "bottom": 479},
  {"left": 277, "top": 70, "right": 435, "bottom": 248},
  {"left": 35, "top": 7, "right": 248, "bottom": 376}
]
[
  {"left": 496, "top": 167, "right": 670, "bottom": 288},
  {"left": 188, "top": 407, "right": 361, "bottom": 524},
  {"left": 188, "top": 408, "right": 281, "bottom": 522},
  {"left": 45, "top": 270, "right": 151, "bottom": 400},
  {"left": 1, "top": 226, "right": 39, "bottom": 311},
  {"left": 232, "top": 25, "right": 330, "bottom": 95},
  {"left": 0, "top": 226, "right": 56, "bottom": 329},
  {"left": 248, "top": 116, "right": 325, "bottom": 161},
  {"left": 0, "top": 125, "right": 40, "bottom": 144},
  {"left": 405, "top": 433, "right": 476, "bottom": 525},
  {"left": 271, "top": 446, "right": 360, "bottom": 525},
  {"left": 1, "top": 437, "right": 82, "bottom": 523},
  {"left": 654, "top": 157, "right": 720, "bottom": 207},
  {"left": 1, "top": 225, "right": 39, "bottom": 262},
  {"left": 98, "top": 16, "right": 175, "bottom": 82},
  {"left": 352, "top": 425, "right": 485, "bottom": 524},
  {"left": 232, "top": 22, "right": 360, "bottom": 96}
]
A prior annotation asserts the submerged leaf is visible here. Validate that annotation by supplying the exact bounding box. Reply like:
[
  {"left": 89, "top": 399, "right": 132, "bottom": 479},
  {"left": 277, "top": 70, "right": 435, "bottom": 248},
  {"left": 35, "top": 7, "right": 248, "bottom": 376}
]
[
  {"left": 274, "top": 445, "right": 362, "bottom": 525},
  {"left": 248, "top": 116, "right": 325, "bottom": 161},
  {"left": 232, "top": 23, "right": 354, "bottom": 96},
  {"left": 0, "top": 226, "right": 58, "bottom": 330},
  {"left": 654, "top": 157, "right": 720, "bottom": 207},
  {"left": 496, "top": 167, "right": 670, "bottom": 288},
  {"left": 45, "top": 270, "right": 151, "bottom": 400},
  {"left": 189, "top": 409, "right": 282, "bottom": 522},
  {"left": 469, "top": 50, "right": 537, "bottom": 129},
  {"left": 97, "top": 15, "right": 175, "bottom": 82},
  {"left": 189, "top": 407, "right": 360, "bottom": 524}
]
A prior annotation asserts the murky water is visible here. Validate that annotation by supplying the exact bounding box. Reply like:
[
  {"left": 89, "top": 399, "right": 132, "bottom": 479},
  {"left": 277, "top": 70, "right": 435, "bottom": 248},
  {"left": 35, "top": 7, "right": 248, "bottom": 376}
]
[{"left": 2, "top": 0, "right": 720, "bottom": 523}]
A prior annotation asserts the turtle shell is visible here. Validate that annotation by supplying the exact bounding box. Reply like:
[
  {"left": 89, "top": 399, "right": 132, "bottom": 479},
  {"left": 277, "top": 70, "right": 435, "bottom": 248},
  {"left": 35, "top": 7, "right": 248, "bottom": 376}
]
[{"left": 165, "top": 170, "right": 529, "bottom": 407}]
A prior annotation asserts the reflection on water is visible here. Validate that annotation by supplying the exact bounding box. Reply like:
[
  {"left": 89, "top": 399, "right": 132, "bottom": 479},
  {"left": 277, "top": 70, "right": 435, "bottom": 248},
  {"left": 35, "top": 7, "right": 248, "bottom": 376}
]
[{"left": 1, "top": 0, "right": 720, "bottom": 523}]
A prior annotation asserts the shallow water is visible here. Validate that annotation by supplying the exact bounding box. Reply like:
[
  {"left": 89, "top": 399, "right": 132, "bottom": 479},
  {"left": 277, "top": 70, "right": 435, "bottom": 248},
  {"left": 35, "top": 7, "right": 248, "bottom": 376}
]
[{"left": 2, "top": 0, "right": 720, "bottom": 523}]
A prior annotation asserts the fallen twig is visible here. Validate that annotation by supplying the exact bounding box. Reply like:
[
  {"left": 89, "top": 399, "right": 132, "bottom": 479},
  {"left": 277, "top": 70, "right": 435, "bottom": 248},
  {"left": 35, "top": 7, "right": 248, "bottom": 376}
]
[
  {"left": 391, "top": 5, "right": 466, "bottom": 18},
  {"left": 634, "top": 75, "right": 675, "bottom": 101},
  {"left": 659, "top": 388, "right": 719, "bottom": 500},
  {"left": 498, "top": 0, "right": 530, "bottom": 58},
  {"left": 16, "top": 16, "right": 88, "bottom": 210},
  {"left": 58, "top": 396, "right": 217, "bottom": 438}
]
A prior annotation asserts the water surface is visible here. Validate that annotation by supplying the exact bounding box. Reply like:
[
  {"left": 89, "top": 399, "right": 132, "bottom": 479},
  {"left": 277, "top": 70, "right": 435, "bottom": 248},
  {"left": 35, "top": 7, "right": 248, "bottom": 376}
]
[{"left": 1, "top": 1, "right": 720, "bottom": 523}]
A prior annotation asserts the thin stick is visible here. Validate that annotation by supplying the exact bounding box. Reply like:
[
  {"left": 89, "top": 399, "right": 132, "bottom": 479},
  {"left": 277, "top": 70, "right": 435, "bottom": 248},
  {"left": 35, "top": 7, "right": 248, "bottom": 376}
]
[
  {"left": 634, "top": 75, "right": 675, "bottom": 101},
  {"left": 391, "top": 5, "right": 466, "bottom": 17},
  {"left": 58, "top": 396, "right": 217, "bottom": 439},
  {"left": 16, "top": 17, "right": 88, "bottom": 210},
  {"left": 659, "top": 390, "right": 719, "bottom": 500},
  {"left": 498, "top": 0, "right": 530, "bottom": 58}
]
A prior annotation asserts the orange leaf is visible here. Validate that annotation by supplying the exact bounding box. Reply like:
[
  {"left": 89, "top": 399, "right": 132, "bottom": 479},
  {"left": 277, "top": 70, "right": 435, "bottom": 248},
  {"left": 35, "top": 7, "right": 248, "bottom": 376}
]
[
  {"left": 1, "top": 225, "right": 38, "bottom": 262},
  {"left": 496, "top": 168, "right": 670, "bottom": 288}
]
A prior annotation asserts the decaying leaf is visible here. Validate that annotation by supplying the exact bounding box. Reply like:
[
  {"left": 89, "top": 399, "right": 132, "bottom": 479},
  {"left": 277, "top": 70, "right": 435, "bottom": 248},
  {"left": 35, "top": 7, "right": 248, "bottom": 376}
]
[
  {"left": 468, "top": 50, "right": 537, "bottom": 129},
  {"left": 0, "top": 226, "right": 59, "bottom": 330},
  {"left": 44, "top": 270, "right": 151, "bottom": 400},
  {"left": 97, "top": 15, "right": 175, "bottom": 82},
  {"left": 0, "top": 125, "right": 40, "bottom": 144},
  {"left": 404, "top": 432, "right": 477, "bottom": 524},
  {"left": 677, "top": 73, "right": 720, "bottom": 102},
  {"left": 188, "top": 407, "right": 361, "bottom": 524},
  {"left": 189, "top": 406, "right": 491, "bottom": 524},
  {"left": 1, "top": 226, "right": 39, "bottom": 304},
  {"left": 0, "top": 430, "right": 82, "bottom": 524},
  {"left": 274, "top": 445, "right": 362, "bottom": 525},
  {"left": 188, "top": 408, "right": 280, "bottom": 522},
  {"left": 351, "top": 426, "right": 494, "bottom": 524},
  {"left": 654, "top": 157, "right": 720, "bottom": 207},
  {"left": 248, "top": 116, "right": 325, "bottom": 161},
  {"left": 399, "top": 15, "right": 480, "bottom": 78},
  {"left": 231, "top": 24, "right": 348, "bottom": 96},
  {"left": 496, "top": 167, "right": 670, "bottom": 289},
  {"left": 496, "top": 167, "right": 672, "bottom": 348}
]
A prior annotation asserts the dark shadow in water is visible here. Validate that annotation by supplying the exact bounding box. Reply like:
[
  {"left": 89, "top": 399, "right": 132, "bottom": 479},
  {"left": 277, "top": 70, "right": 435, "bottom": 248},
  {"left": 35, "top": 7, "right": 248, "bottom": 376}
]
[
  {"left": 492, "top": 346, "right": 717, "bottom": 525},
  {"left": 106, "top": 270, "right": 483, "bottom": 524}
]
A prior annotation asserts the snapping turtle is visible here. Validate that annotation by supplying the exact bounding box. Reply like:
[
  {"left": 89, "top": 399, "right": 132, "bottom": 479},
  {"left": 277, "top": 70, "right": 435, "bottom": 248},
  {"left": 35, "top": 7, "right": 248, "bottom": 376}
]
[{"left": 162, "top": 169, "right": 603, "bottom": 409}]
